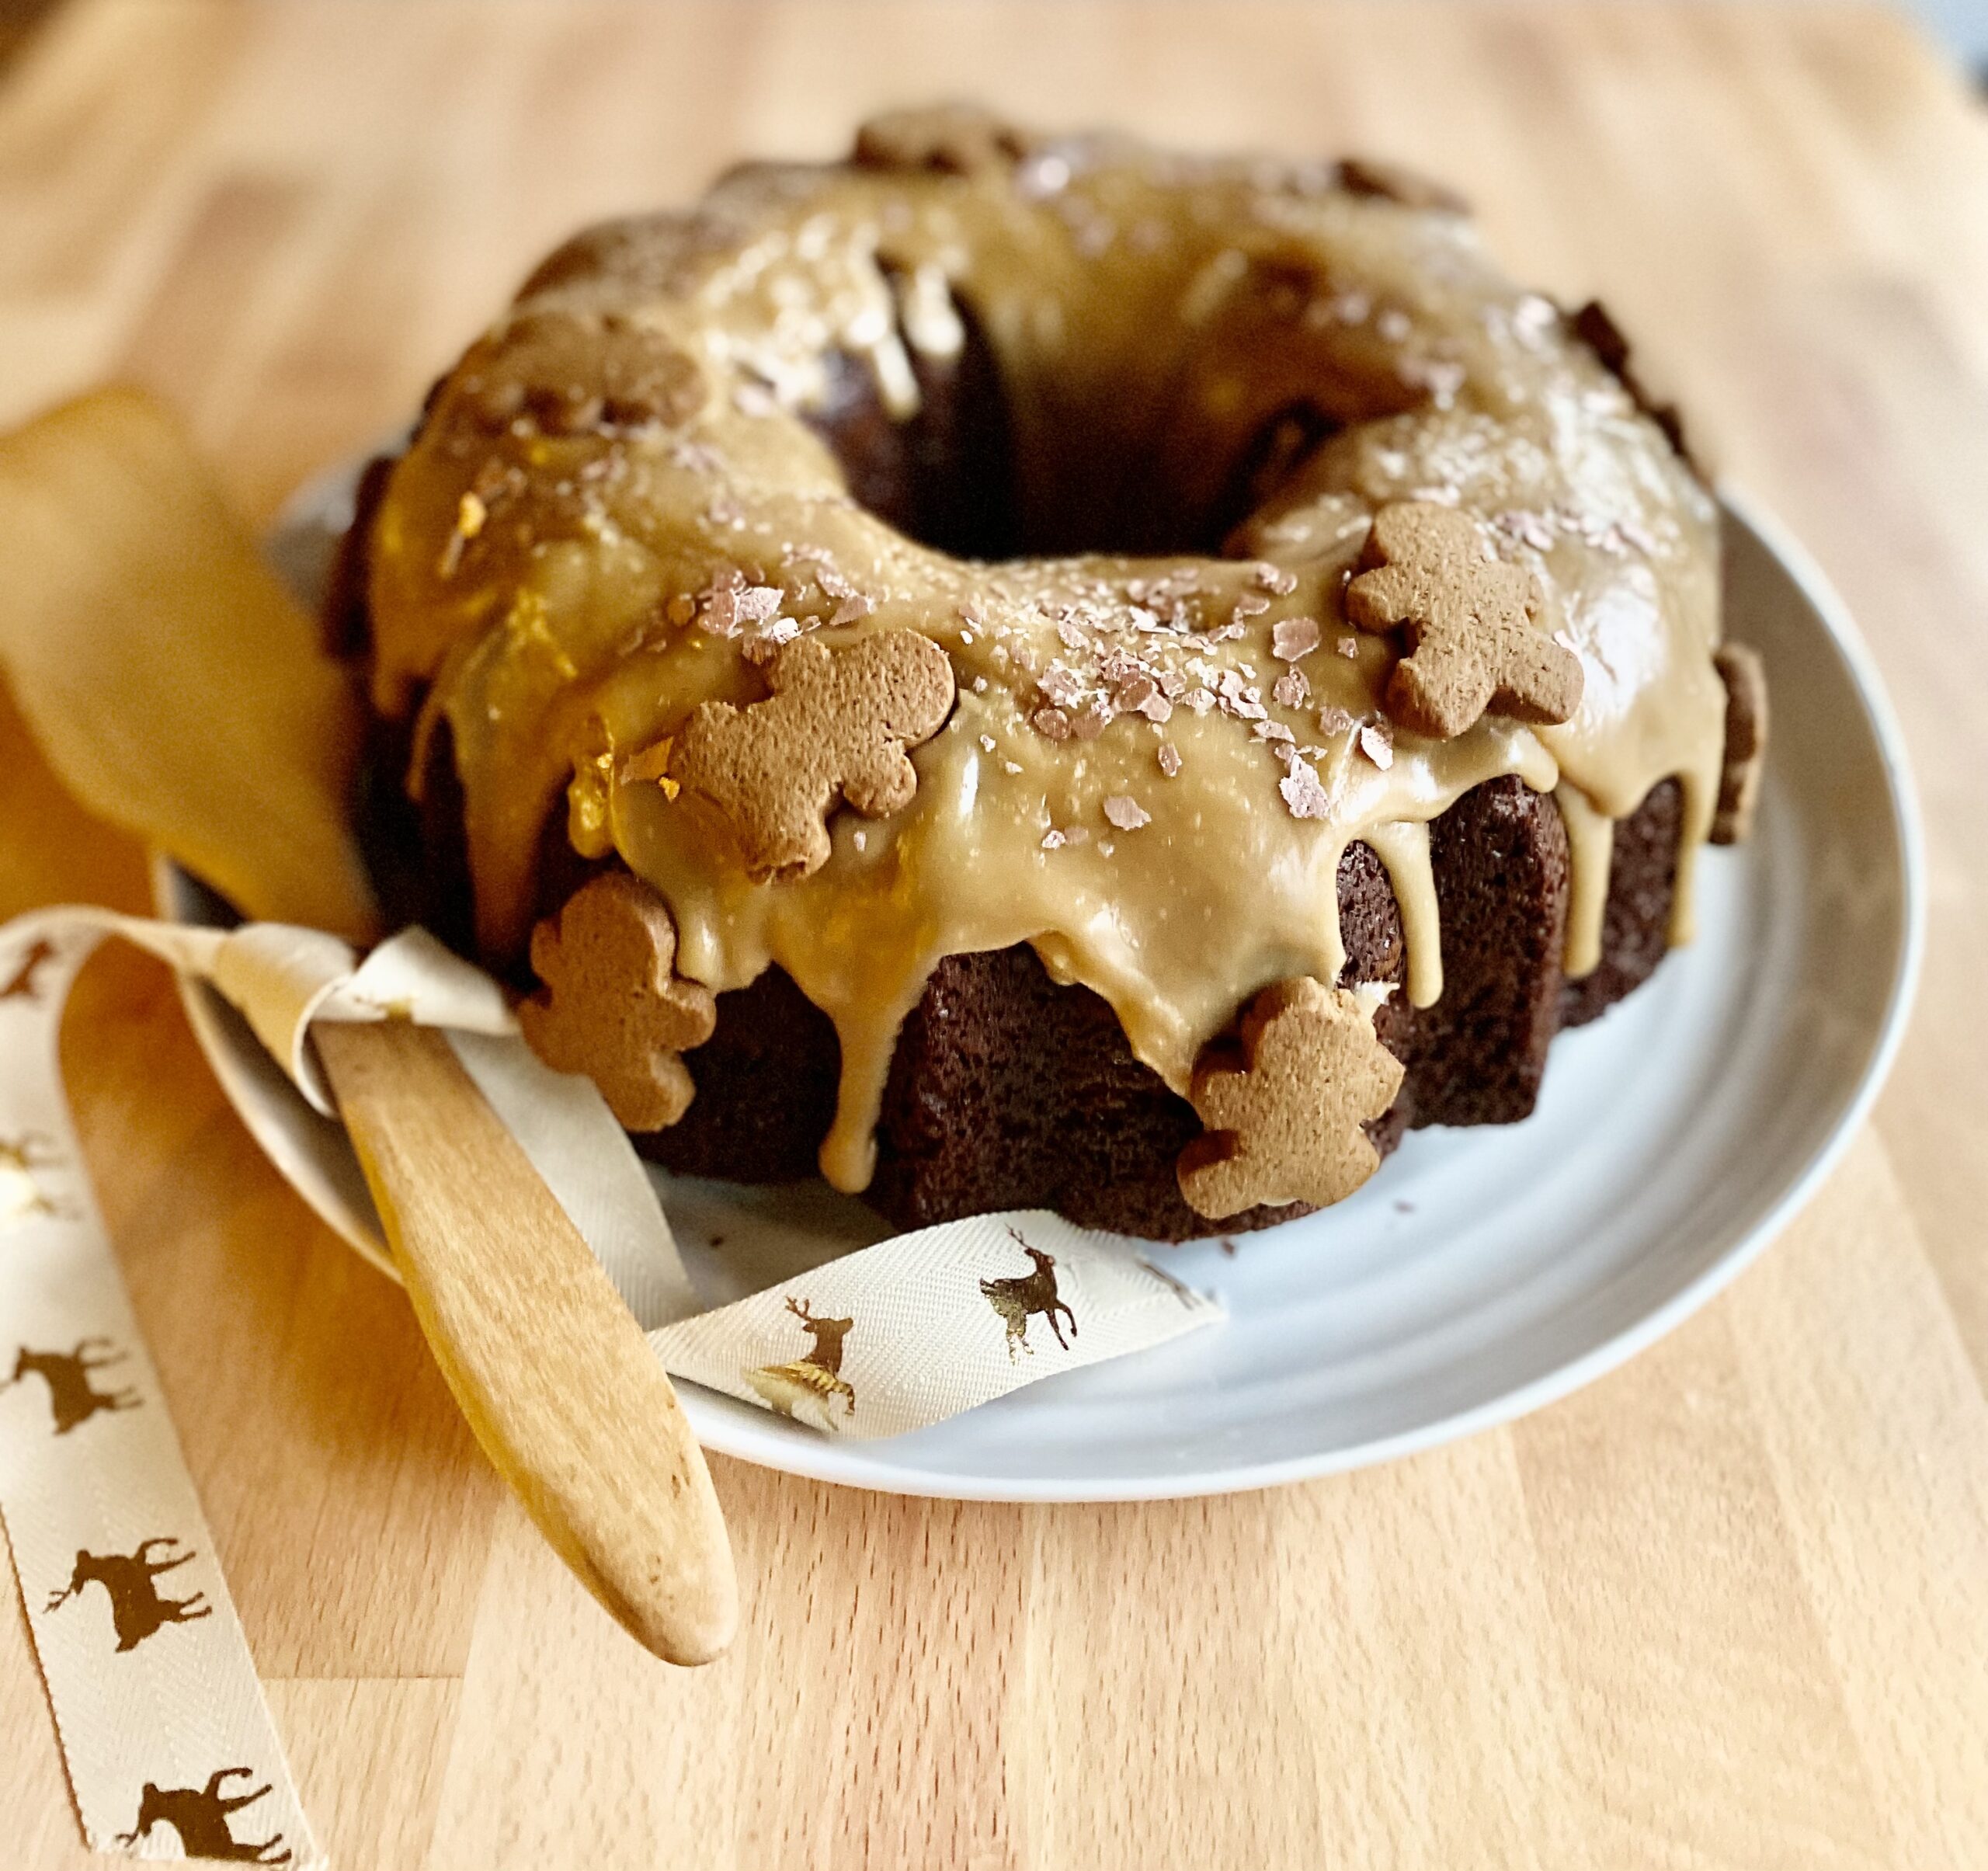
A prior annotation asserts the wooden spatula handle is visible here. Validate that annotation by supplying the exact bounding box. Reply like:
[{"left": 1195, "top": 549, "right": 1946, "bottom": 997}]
[{"left": 315, "top": 1021, "right": 736, "bottom": 1666}]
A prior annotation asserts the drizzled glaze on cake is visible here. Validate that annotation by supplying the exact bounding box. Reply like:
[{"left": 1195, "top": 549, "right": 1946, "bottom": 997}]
[{"left": 365, "top": 117, "right": 1726, "bottom": 1195}]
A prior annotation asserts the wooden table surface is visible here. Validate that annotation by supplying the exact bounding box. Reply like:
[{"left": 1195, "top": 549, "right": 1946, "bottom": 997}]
[{"left": 5, "top": 2, "right": 1988, "bottom": 1864}]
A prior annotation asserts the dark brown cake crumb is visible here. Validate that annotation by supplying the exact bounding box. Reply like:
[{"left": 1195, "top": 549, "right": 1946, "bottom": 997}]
[
  {"left": 865, "top": 840, "right": 1409, "bottom": 1240},
  {"left": 636, "top": 967, "right": 843, "bottom": 1184},
  {"left": 1557, "top": 778, "right": 1683, "bottom": 1028},
  {"left": 1403, "top": 776, "right": 1570, "bottom": 1128}
]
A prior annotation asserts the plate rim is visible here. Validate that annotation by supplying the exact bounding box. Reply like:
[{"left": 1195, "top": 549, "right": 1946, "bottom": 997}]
[{"left": 158, "top": 485, "right": 1925, "bottom": 1501}]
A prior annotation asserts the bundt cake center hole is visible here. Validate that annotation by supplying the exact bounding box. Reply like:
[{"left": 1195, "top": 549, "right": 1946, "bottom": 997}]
[{"left": 804, "top": 284, "right": 1337, "bottom": 562}]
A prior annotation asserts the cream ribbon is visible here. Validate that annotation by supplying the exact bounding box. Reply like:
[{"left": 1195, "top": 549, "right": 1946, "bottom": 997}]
[
  {"left": 2, "top": 913, "right": 323, "bottom": 1867},
  {"left": 0, "top": 902, "right": 1219, "bottom": 1862}
]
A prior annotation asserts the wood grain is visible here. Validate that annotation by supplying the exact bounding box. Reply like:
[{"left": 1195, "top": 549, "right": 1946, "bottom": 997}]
[
  {"left": 4, "top": 2, "right": 1988, "bottom": 1864},
  {"left": 315, "top": 1021, "right": 736, "bottom": 1666}
]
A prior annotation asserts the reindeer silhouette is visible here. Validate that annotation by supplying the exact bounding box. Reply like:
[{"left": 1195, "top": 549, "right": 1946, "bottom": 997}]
[
  {"left": 46, "top": 1537, "right": 211, "bottom": 1651},
  {"left": 116, "top": 1768, "right": 290, "bottom": 1863},
  {"left": 981, "top": 1231, "right": 1078, "bottom": 1361},
  {"left": 0, "top": 1132, "right": 66, "bottom": 1226},
  {"left": 0, "top": 936, "right": 56, "bottom": 1003},
  {"left": 743, "top": 1296, "right": 857, "bottom": 1424},
  {"left": 2, "top": 1338, "right": 141, "bottom": 1435}
]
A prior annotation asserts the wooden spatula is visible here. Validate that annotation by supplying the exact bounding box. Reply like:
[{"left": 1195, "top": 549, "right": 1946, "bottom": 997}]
[
  {"left": 0, "top": 391, "right": 381, "bottom": 942},
  {"left": 316, "top": 1021, "right": 737, "bottom": 1666},
  {"left": 0, "top": 394, "right": 736, "bottom": 1665}
]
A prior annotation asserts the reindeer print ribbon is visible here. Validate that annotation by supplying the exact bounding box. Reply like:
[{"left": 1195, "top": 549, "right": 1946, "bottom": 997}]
[
  {"left": 0, "top": 902, "right": 1221, "bottom": 1862},
  {"left": 651, "top": 1215, "right": 1218, "bottom": 1438},
  {"left": 0, "top": 913, "right": 319, "bottom": 1866}
]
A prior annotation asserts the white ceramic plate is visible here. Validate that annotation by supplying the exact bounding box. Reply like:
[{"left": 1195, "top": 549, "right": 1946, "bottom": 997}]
[{"left": 158, "top": 485, "right": 1922, "bottom": 1501}]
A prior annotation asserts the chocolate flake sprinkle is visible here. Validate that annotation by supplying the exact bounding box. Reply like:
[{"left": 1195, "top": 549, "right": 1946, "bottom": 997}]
[
  {"left": 1272, "top": 616, "right": 1322, "bottom": 662},
  {"left": 1279, "top": 761, "right": 1334, "bottom": 820}
]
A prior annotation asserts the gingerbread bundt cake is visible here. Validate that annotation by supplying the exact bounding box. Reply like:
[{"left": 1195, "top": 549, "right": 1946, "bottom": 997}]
[{"left": 335, "top": 106, "right": 1765, "bottom": 1243}]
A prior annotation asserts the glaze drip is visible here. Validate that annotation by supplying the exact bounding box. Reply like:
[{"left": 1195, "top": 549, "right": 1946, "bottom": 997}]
[
  {"left": 1555, "top": 783, "right": 1615, "bottom": 980},
  {"left": 1365, "top": 819, "right": 1444, "bottom": 1009}
]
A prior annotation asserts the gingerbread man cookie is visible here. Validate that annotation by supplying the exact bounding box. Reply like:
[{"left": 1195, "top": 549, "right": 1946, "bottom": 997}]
[
  {"left": 1346, "top": 500, "right": 1584, "bottom": 739},
  {"left": 1336, "top": 156, "right": 1469, "bottom": 215},
  {"left": 518, "top": 873, "right": 717, "bottom": 1130},
  {"left": 661, "top": 629, "right": 956, "bottom": 881},
  {"left": 854, "top": 103, "right": 1037, "bottom": 176},
  {"left": 456, "top": 310, "right": 706, "bottom": 436},
  {"left": 1711, "top": 642, "right": 1768, "bottom": 844},
  {"left": 1571, "top": 299, "right": 1701, "bottom": 476},
  {"left": 1176, "top": 978, "right": 1406, "bottom": 1219}
]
